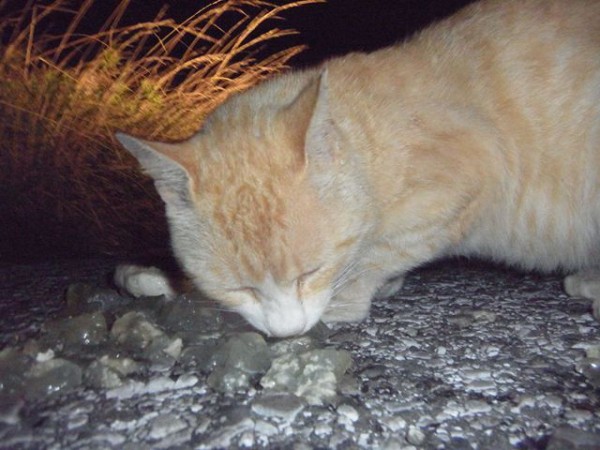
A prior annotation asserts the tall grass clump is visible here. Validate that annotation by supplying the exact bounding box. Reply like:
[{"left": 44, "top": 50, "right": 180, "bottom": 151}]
[{"left": 0, "top": 0, "right": 319, "bottom": 261}]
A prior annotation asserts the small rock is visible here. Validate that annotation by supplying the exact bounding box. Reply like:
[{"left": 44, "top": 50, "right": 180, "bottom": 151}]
[
  {"left": 585, "top": 345, "right": 600, "bottom": 359},
  {"left": 83, "top": 360, "right": 123, "bottom": 389},
  {"left": 404, "top": 327, "right": 419, "bottom": 338},
  {"left": 110, "top": 311, "right": 164, "bottom": 351},
  {"left": 575, "top": 358, "right": 600, "bottom": 387},
  {"left": 546, "top": 425, "right": 600, "bottom": 450},
  {"left": 0, "top": 348, "right": 33, "bottom": 400},
  {"left": 43, "top": 311, "right": 107, "bottom": 348},
  {"left": 158, "top": 295, "right": 222, "bottom": 333},
  {"left": 269, "top": 337, "right": 314, "bottom": 358},
  {"left": 207, "top": 333, "right": 271, "bottom": 392},
  {"left": 337, "top": 404, "right": 359, "bottom": 422},
  {"left": 260, "top": 348, "right": 352, "bottom": 405},
  {"left": 145, "top": 413, "right": 188, "bottom": 440},
  {"left": 98, "top": 355, "right": 141, "bottom": 377},
  {"left": 180, "top": 342, "right": 219, "bottom": 371},
  {"left": 446, "top": 314, "right": 474, "bottom": 328},
  {"left": 65, "top": 283, "right": 124, "bottom": 312},
  {"left": 406, "top": 425, "right": 426, "bottom": 445},
  {"left": 251, "top": 393, "right": 304, "bottom": 421},
  {"left": 305, "top": 321, "right": 332, "bottom": 342},
  {"left": 25, "top": 358, "right": 82, "bottom": 400}
]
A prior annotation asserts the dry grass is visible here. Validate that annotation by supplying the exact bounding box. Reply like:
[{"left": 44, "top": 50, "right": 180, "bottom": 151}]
[{"left": 0, "top": 0, "right": 319, "bottom": 260}]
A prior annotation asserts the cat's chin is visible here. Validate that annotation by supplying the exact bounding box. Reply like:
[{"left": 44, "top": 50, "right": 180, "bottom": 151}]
[{"left": 235, "top": 295, "right": 328, "bottom": 338}]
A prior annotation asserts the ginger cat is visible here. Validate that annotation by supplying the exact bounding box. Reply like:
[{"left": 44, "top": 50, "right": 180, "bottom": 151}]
[{"left": 117, "top": 0, "right": 600, "bottom": 337}]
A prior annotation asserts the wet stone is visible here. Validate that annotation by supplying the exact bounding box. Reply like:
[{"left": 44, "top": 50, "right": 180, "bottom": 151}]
[
  {"left": 180, "top": 342, "right": 219, "bottom": 371},
  {"left": 575, "top": 358, "right": 600, "bottom": 387},
  {"left": 84, "top": 361, "right": 123, "bottom": 389},
  {"left": 260, "top": 348, "right": 352, "bottom": 405},
  {"left": 251, "top": 393, "right": 305, "bottom": 421},
  {"left": 145, "top": 413, "right": 188, "bottom": 440},
  {"left": 547, "top": 425, "right": 600, "bottom": 450},
  {"left": 65, "top": 283, "right": 126, "bottom": 313},
  {"left": 110, "top": 311, "right": 165, "bottom": 352},
  {"left": 446, "top": 314, "right": 474, "bottom": 328},
  {"left": 143, "top": 335, "right": 183, "bottom": 371},
  {"left": 25, "top": 358, "right": 82, "bottom": 400},
  {"left": 305, "top": 321, "right": 332, "bottom": 343},
  {"left": 585, "top": 345, "right": 600, "bottom": 359},
  {"left": 207, "top": 332, "right": 271, "bottom": 392},
  {"left": 42, "top": 311, "right": 107, "bottom": 349},
  {"left": 406, "top": 425, "right": 426, "bottom": 445},
  {"left": 269, "top": 337, "right": 315, "bottom": 358},
  {"left": 97, "top": 354, "right": 141, "bottom": 377},
  {"left": 0, "top": 348, "right": 33, "bottom": 397},
  {"left": 158, "top": 295, "right": 223, "bottom": 333}
]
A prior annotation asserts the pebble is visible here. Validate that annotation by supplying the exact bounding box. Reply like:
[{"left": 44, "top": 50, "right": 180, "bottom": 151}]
[
  {"left": 145, "top": 413, "right": 188, "bottom": 440},
  {"left": 380, "top": 415, "right": 408, "bottom": 432},
  {"left": 0, "top": 348, "right": 33, "bottom": 397},
  {"left": 158, "top": 294, "right": 222, "bottom": 333},
  {"left": 84, "top": 360, "right": 123, "bottom": 389},
  {"left": 575, "top": 357, "right": 600, "bottom": 387},
  {"left": 251, "top": 393, "right": 305, "bottom": 421},
  {"left": 260, "top": 348, "right": 352, "bottom": 405},
  {"left": 337, "top": 404, "right": 359, "bottom": 422},
  {"left": 42, "top": 311, "right": 107, "bottom": 348},
  {"left": 406, "top": 425, "right": 426, "bottom": 445},
  {"left": 25, "top": 358, "right": 82, "bottom": 399},
  {"left": 270, "top": 336, "right": 315, "bottom": 357},
  {"left": 200, "top": 417, "right": 254, "bottom": 449},
  {"left": 110, "top": 311, "right": 164, "bottom": 350},
  {"left": 547, "top": 425, "right": 600, "bottom": 450},
  {"left": 207, "top": 332, "right": 271, "bottom": 392}
]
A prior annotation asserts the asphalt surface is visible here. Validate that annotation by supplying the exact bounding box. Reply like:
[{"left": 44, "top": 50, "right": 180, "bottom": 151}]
[{"left": 0, "top": 257, "right": 599, "bottom": 449}]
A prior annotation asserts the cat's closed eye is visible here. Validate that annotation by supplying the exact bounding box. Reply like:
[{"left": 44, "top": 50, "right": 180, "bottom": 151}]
[
  {"left": 226, "top": 287, "right": 260, "bottom": 304},
  {"left": 296, "top": 267, "right": 323, "bottom": 294}
]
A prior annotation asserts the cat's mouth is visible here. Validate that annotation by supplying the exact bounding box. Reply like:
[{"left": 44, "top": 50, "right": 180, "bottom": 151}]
[{"left": 236, "top": 294, "right": 328, "bottom": 337}]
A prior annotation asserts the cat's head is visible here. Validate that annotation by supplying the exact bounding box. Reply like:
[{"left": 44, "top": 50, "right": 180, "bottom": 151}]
[{"left": 117, "top": 70, "right": 374, "bottom": 337}]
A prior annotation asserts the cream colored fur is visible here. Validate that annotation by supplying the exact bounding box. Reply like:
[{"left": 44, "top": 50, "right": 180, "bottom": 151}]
[{"left": 118, "top": 0, "right": 600, "bottom": 336}]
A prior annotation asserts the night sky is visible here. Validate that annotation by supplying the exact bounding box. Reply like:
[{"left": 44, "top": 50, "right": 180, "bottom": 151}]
[{"left": 14, "top": 0, "right": 476, "bottom": 65}]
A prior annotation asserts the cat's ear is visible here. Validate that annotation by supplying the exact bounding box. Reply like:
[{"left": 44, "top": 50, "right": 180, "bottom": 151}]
[
  {"left": 116, "top": 133, "right": 197, "bottom": 206},
  {"left": 304, "top": 69, "right": 339, "bottom": 167}
]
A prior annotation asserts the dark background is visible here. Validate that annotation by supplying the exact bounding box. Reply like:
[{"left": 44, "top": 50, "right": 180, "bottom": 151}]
[{"left": 7, "top": 0, "right": 476, "bottom": 65}]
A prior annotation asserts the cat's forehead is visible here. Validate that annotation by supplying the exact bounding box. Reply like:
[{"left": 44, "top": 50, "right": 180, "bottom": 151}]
[{"left": 199, "top": 173, "right": 329, "bottom": 284}]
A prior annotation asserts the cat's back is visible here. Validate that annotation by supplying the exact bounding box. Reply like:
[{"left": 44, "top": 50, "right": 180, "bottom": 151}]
[
  {"left": 420, "top": 0, "right": 600, "bottom": 270},
  {"left": 322, "top": 0, "right": 600, "bottom": 272}
]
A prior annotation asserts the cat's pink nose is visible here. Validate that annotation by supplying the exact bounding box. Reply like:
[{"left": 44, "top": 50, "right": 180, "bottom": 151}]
[{"left": 265, "top": 315, "right": 306, "bottom": 337}]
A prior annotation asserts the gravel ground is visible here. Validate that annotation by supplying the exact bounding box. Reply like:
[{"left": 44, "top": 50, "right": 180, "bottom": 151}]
[{"left": 1, "top": 257, "right": 599, "bottom": 449}]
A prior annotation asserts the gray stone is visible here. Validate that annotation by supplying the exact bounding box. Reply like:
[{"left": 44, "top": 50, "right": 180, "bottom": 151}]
[
  {"left": 260, "top": 348, "right": 352, "bottom": 405},
  {"left": 575, "top": 358, "right": 600, "bottom": 388},
  {"left": 251, "top": 393, "right": 305, "bottom": 421},
  {"left": 547, "top": 426, "right": 600, "bottom": 450},
  {"left": 43, "top": 311, "right": 107, "bottom": 348},
  {"left": 269, "top": 336, "right": 315, "bottom": 357},
  {"left": 180, "top": 342, "right": 219, "bottom": 371},
  {"left": 83, "top": 360, "right": 123, "bottom": 389},
  {"left": 25, "top": 358, "right": 82, "bottom": 399},
  {"left": 158, "top": 294, "right": 222, "bottom": 333},
  {"left": 207, "top": 332, "right": 271, "bottom": 392},
  {"left": 110, "top": 311, "right": 165, "bottom": 352},
  {"left": 0, "top": 348, "right": 33, "bottom": 397}
]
